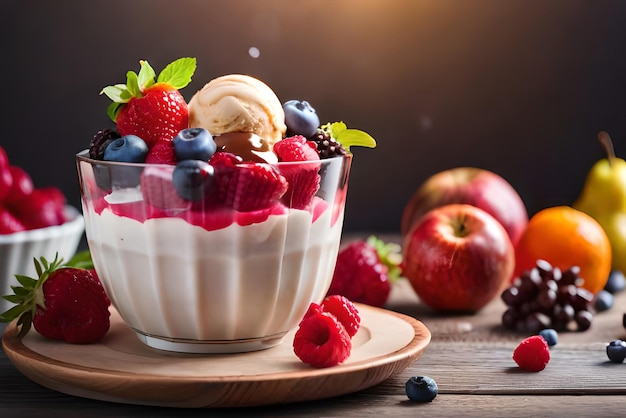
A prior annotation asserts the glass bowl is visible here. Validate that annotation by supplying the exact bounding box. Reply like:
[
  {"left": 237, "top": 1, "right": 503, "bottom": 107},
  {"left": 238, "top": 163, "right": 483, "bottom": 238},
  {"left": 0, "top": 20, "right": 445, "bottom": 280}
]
[{"left": 76, "top": 151, "right": 351, "bottom": 353}]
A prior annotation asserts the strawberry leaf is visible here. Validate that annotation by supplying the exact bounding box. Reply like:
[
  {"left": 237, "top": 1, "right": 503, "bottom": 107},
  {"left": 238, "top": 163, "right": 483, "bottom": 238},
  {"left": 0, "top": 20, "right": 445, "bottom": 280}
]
[
  {"left": 64, "top": 250, "right": 94, "bottom": 270},
  {"left": 15, "top": 275, "right": 36, "bottom": 289},
  {"left": 126, "top": 70, "right": 141, "bottom": 97},
  {"left": 106, "top": 102, "right": 124, "bottom": 123},
  {"left": 157, "top": 57, "right": 197, "bottom": 89},
  {"left": 100, "top": 84, "right": 131, "bottom": 103},
  {"left": 137, "top": 60, "right": 156, "bottom": 91}
]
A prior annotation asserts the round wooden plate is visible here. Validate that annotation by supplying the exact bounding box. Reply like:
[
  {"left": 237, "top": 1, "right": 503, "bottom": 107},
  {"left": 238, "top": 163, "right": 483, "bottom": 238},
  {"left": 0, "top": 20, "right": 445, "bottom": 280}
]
[{"left": 2, "top": 304, "right": 430, "bottom": 408}]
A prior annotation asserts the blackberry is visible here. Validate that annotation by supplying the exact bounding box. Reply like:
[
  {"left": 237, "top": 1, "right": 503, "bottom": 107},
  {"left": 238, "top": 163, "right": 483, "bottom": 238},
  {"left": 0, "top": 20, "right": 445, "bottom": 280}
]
[
  {"left": 90, "top": 129, "right": 121, "bottom": 160},
  {"left": 308, "top": 129, "right": 347, "bottom": 159},
  {"left": 501, "top": 259, "right": 596, "bottom": 332}
]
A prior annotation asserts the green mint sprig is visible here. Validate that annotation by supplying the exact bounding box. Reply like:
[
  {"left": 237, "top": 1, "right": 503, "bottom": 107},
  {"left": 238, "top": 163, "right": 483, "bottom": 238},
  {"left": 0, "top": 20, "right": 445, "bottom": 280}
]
[{"left": 321, "top": 122, "right": 377, "bottom": 152}]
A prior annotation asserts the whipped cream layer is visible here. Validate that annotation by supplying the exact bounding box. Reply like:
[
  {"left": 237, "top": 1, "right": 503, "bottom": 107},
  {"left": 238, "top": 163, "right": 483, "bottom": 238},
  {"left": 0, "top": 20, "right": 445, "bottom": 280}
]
[{"left": 85, "top": 204, "right": 343, "bottom": 342}]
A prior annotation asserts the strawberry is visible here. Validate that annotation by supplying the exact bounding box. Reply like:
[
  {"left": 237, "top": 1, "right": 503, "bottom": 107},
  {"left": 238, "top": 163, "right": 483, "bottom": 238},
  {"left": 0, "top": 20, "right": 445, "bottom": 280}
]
[
  {"left": 5, "top": 165, "right": 34, "bottom": 205},
  {"left": 512, "top": 335, "right": 551, "bottom": 372},
  {"left": 0, "top": 252, "right": 111, "bottom": 344},
  {"left": 273, "top": 136, "right": 321, "bottom": 209},
  {"left": 327, "top": 236, "right": 402, "bottom": 307},
  {"left": 10, "top": 187, "right": 66, "bottom": 230},
  {"left": 101, "top": 57, "right": 196, "bottom": 148},
  {"left": 0, "top": 204, "right": 25, "bottom": 234},
  {"left": 293, "top": 310, "right": 352, "bottom": 368}
]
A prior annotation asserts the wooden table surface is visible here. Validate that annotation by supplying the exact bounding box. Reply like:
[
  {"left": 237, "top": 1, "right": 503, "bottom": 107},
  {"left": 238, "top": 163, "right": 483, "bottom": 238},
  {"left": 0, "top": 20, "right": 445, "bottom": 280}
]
[{"left": 3, "top": 257, "right": 626, "bottom": 416}]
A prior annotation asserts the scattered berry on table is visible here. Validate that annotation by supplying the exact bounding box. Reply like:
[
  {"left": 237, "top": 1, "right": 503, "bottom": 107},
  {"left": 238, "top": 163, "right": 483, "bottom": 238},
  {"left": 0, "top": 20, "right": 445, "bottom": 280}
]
[
  {"left": 604, "top": 270, "right": 626, "bottom": 294},
  {"left": 283, "top": 100, "right": 320, "bottom": 138},
  {"left": 173, "top": 128, "right": 216, "bottom": 162},
  {"left": 512, "top": 335, "right": 551, "bottom": 372},
  {"left": 0, "top": 253, "right": 110, "bottom": 344},
  {"left": 594, "top": 289, "right": 614, "bottom": 312},
  {"left": 501, "top": 259, "right": 595, "bottom": 333},
  {"left": 405, "top": 376, "right": 438, "bottom": 402},
  {"left": 327, "top": 236, "right": 402, "bottom": 308},
  {"left": 320, "top": 295, "right": 361, "bottom": 338},
  {"left": 606, "top": 340, "right": 626, "bottom": 363},
  {"left": 293, "top": 310, "right": 351, "bottom": 368},
  {"left": 538, "top": 328, "right": 558, "bottom": 347}
]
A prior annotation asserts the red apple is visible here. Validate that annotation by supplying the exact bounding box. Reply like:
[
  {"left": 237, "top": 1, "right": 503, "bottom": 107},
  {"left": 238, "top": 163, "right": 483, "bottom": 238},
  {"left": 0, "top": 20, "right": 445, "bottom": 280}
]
[
  {"left": 401, "top": 167, "right": 528, "bottom": 247},
  {"left": 403, "top": 203, "right": 515, "bottom": 313}
]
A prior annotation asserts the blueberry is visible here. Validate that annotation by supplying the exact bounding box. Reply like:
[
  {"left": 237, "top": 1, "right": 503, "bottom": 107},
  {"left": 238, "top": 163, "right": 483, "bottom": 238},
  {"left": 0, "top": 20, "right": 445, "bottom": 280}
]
[
  {"left": 172, "top": 160, "right": 214, "bottom": 201},
  {"left": 606, "top": 340, "right": 626, "bottom": 363},
  {"left": 103, "top": 135, "right": 149, "bottom": 163},
  {"left": 539, "top": 328, "right": 558, "bottom": 347},
  {"left": 283, "top": 100, "right": 320, "bottom": 138},
  {"left": 405, "top": 376, "right": 438, "bottom": 402},
  {"left": 594, "top": 289, "right": 614, "bottom": 312},
  {"left": 605, "top": 270, "right": 626, "bottom": 294},
  {"left": 173, "top": 128, "right": 216, "bottom": 161}
]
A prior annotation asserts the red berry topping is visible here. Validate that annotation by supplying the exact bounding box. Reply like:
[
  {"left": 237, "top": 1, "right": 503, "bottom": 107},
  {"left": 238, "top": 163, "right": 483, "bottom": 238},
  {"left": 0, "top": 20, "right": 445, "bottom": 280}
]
[
  {"left": 293, "top": 311, "right": 352, "bottom": 368},
  {"left": 140, "top": 165, "right": 190, "bottom": 210},
  {"left": 0, "top": 254, "right": 111, "bottom": 344},
  {"left": 512, "top": 335, "right": 551, "bottom": 372},
  {"left": 327, "top": 236, "right": 402, "bottom": 308},
  {"left": 321, "top": 295, "right": 361, "bottom": 337},
  {"left": 145, "top": 139, "right": 178, "bottom": 165},
  {"left": 273, "top": 136, "right": 321, "bottom": 209}
]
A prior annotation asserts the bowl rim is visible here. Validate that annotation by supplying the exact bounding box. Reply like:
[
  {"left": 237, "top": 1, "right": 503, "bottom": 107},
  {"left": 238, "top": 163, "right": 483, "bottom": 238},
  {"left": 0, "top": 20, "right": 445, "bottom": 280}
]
[{"left": 0, "top": 205, "right": 84, "bottom": 244}]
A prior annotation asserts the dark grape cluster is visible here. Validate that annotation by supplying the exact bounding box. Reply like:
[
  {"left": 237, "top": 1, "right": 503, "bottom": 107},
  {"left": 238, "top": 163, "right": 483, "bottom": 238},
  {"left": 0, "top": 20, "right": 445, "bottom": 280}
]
[
  {"left": 308, "top": 129, "right": 347, "bottom": 159},
  {"left": 501, "top": 259, "right": 595, "bottom": 333}
]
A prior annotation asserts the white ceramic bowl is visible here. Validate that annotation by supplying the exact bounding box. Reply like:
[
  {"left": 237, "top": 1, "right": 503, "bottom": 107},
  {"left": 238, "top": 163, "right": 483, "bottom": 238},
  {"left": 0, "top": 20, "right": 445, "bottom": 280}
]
[
  {"left": 0, "top": 206, "right": 85, "bottom": 313},
  {"left": 76, "top": 152, "right": 352, "bottom": 354}
]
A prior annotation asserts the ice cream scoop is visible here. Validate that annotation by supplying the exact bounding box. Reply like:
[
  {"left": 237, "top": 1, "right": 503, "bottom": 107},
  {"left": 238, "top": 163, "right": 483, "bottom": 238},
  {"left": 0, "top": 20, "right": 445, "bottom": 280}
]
[{"left": 188, "top": 74, "right": 286, "bottom": 148}]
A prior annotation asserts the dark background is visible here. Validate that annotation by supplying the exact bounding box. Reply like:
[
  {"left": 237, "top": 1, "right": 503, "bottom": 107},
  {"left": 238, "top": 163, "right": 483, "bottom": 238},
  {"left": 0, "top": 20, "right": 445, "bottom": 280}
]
[{"left": 2, "top": 0, "right": 626, "bottom": 234}]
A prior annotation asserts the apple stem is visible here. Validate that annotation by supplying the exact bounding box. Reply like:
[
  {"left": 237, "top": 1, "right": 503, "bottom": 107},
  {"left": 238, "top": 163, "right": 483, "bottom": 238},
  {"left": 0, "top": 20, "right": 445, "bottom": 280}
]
[{"left": 598, "top": 131, "right": 616, "bottom": 167}]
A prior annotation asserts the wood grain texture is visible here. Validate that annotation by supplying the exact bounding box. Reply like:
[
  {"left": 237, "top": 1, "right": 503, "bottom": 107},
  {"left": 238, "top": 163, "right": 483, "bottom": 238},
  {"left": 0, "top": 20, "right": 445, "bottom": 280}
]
[{"left": 1, "top": 304, "right": 430, "bottom": 408}]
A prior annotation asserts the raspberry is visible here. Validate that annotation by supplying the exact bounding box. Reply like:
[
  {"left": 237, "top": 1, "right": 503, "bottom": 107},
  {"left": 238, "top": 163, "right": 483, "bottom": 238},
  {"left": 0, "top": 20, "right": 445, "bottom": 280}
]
[
  {"left": 145, "top": 139, "right": 178, "bottom": 165},
  {"left": 293, "top": 311, "right": 351, "bottom": 368},
  {"left": 273, "top": 136, "right": 321, "bottom": 209},
  {"left": 512, "top": 335, "right": 550, "bottom": 372},
  {"left": 321, "top": 295, "right": 361, "bottom": 337}
]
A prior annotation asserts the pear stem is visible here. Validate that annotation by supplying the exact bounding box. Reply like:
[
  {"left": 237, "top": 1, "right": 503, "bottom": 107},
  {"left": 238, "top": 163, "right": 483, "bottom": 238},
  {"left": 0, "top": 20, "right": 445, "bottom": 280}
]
[{"left": 598, "top": 131, "right": 616, "bottom": 167}]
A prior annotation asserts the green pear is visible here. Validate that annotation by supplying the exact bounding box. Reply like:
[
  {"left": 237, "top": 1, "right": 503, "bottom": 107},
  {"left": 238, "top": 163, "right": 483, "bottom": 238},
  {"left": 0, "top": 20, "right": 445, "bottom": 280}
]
[{"left": 574, "top": 131, "right": 626, "bottom": 272}]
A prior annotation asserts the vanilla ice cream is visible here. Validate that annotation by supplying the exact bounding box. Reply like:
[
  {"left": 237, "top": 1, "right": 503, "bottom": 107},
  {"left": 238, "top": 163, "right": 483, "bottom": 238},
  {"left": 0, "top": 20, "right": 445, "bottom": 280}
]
[{"left": 188, "top": 74, "right": 287, "bottom": 147}]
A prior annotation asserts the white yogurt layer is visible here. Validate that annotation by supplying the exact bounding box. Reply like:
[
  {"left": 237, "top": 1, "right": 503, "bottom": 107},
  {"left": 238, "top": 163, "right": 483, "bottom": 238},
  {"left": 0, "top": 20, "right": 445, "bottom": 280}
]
[{"left": 85, "top": 205, "right": 343, "bottom": 343}]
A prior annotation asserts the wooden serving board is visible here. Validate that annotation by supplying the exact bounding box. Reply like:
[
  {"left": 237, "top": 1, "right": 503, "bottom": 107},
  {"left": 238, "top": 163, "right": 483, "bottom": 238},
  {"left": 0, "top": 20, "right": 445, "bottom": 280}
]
[{"left": 2, "top": 304, "right": 430, "bottom": 408}]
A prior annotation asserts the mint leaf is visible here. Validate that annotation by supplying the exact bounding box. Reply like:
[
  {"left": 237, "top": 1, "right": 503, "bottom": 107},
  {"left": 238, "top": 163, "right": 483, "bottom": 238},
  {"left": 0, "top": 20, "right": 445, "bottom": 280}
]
[
  {"left": 337, "top": 128, "right": 377, "bottom": 151},
  {"left": 157, "top": 57, "right": 196, "bottom": 89},
  {"left": 322, "top": 121, "right": 377, "bottom": 152},
  {"left": 137, "top": 60, "right": 156, "bottom": 91}
]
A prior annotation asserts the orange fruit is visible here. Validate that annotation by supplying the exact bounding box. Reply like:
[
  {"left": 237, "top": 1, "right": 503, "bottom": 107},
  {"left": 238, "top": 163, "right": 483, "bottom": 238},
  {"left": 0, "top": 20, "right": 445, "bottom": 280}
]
[{"left": 514, "top": 206, "right": 611, "bottom": 294}]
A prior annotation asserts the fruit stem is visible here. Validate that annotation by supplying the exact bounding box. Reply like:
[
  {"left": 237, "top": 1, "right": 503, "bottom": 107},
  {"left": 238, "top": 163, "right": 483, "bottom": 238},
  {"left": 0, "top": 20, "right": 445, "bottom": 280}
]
[{"left": 598, "top": 131, "right": 616, "bottom": 167}]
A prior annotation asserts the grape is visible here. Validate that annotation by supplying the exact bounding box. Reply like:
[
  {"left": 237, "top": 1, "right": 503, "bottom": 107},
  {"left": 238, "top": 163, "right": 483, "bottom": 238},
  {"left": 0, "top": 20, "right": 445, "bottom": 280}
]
[{"left": 501, "top": 259, "right": 595, "bottom": 332}]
